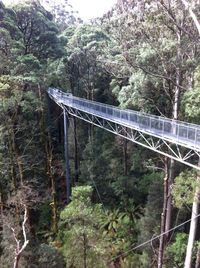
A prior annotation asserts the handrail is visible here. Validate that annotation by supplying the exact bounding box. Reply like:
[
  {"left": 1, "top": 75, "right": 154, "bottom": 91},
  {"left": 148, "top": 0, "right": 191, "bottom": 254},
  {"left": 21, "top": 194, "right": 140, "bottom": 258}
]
[{"left": 48, "top": 87, "right": 200, "bottom": 150}]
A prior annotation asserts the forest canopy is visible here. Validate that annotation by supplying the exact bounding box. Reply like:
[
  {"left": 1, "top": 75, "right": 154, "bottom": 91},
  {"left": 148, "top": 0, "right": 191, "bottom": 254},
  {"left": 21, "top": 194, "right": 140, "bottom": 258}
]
[{"left": 0, "top": 0, "right": 200, "bottom": 267}]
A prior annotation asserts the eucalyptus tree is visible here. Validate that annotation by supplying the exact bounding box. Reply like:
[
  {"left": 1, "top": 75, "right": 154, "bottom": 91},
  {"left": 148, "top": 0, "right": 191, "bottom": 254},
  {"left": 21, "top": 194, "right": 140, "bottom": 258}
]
[
  {"left": 181, "top": 67, "right": 200, "bottom": 267},
  {"left": 12, "top": 0, "right": 63, "bottom": 59},
  {"left": 58, "top": 186, "right": 109, "bottom": 268},
  {"left": 64, "top": 24, "right": 110, "bottom": 100},
  {"left": 101, "top": 0, "right": 200, "bottom": 266},
  {"left": 40, "top": 0, "right": 82, "bottom": 30},
  {"left": 0, "top": 2, "right": 66, "bottom": 264},
  {"left": 58, "top": 24, "right": 112, "bottom": 184}
]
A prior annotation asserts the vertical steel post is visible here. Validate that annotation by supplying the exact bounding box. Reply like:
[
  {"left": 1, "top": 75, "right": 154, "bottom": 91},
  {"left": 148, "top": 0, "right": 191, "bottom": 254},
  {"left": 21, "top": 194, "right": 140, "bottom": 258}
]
[{"left": 63, "top": 109, "right": 70, "bottom": 204}]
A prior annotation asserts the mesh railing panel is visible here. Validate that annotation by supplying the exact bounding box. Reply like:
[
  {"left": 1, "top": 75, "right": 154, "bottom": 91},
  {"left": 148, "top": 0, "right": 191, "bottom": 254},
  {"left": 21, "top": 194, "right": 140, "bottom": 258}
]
[{"left": 48, "top": 88, "right": 200, "bottom": 149}]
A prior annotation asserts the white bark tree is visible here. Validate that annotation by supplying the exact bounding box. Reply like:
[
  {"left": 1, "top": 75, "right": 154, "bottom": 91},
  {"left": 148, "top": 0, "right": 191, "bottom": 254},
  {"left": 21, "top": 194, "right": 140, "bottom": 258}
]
[
  {"left": 184, "top": 159, "right": 200, "bottom": 268},
  {"left": 10, "top": 203, "right": 29, "bottom": 268},
  {"left": 181, "top": 0, "right": 200, "bottom": 35}
]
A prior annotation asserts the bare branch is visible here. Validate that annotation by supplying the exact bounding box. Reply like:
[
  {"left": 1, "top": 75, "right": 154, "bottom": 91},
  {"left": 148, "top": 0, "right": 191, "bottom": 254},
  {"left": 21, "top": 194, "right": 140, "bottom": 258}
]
[
  {"left": 19, "top": 204, "right": 29, "bottom": 255},
  {"left": 159, "top": 1, "right": 195, "bottom": 38},
  {"left": 11, "top": 204, "right": 29, "bottom": 268},
  {"left": 181, "top": 0, "right": 200, "bottom": 35},
  {"left": 122, "top": 54, "right": 187, "bottom": 91}
]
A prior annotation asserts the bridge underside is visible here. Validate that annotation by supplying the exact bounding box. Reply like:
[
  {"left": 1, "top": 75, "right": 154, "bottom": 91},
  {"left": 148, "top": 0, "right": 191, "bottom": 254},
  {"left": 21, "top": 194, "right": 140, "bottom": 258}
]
[{"left": 62, "top": 105, "right": 200, "bottom": 170}]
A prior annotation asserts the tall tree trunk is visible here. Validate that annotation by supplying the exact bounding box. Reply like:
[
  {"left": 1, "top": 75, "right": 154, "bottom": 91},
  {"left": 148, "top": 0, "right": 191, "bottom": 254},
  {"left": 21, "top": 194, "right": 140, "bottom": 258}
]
[
  {"left": 158, "top": 158, "right": 168, "bottom": 268},
  {"left": 83, "top": 232, "right": 87, "bottom": 268},
  {"left": 184, "top": 158, "right": 200, "bottom": 268},
  {"left": 73, "top": 117, "right": 79, "bottom": 184},
  {"left": 165, "top": 158, "right": 175, "bottom": 237},
  {"left": 6, "top": 126, "right": 16, "bottom": 190},
  {"left": 82, "top": 219, "right": 87, "bottom": 268},
  {"left": 165, "top": 29, "right": 181, "bottom": 239},
  {"left": 47, "top": 135, "right": 58, "bottom": 234},
  {"left": 70, "top": 75, "right": 79, "bottom": 184},
  {"left": 123, "top": 137, "right": 128, "bottom": 176},
  {"left": 158, "top": 29, "right": 182, "bottom": 268},
  {"left": 0, "top": 191, "right": 3, "bottom": 234},
  {"left": 10, "top": 127, "right": 23, "bottom": 224},
  {"left": 195, "top": 245, "right": 200, "bottom": 268},
  {"left": 0, "top": 191, "right": 3, "bottom": 215},
  {"left": 43, "top": 89, "right": 58, "bottom": 234}
]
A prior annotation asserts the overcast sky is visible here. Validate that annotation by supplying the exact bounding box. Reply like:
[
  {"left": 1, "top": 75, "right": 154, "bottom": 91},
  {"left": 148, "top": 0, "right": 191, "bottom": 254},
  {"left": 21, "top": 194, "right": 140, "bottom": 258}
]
[
  {"left": 3, "top": 0, "right": 117, "bottom": 21},
  {"left": 69, "top": 0, "right": 117, "bottom": 21}
]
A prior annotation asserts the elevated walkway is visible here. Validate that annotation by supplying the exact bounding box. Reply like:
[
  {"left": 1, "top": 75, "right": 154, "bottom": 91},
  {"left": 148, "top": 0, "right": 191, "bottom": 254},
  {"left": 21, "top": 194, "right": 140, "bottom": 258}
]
[{"left": 48, "top": 88, "right": 200, "bottom": 170}]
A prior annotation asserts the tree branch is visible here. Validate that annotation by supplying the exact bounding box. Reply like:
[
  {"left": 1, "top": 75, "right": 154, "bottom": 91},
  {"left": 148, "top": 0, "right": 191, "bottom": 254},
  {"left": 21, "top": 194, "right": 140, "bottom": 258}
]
[
  {"left": 159, "top": 1, "right": 194, "bottom": 38},
  {"left": 11, "top": 204, "right": 29, "bottom": 268},
  {"left": 122, "top": 53, "right": 187, "bottom": 91},
  {"left": 181, "top": 0, "right": 200, "bottom": 35}
]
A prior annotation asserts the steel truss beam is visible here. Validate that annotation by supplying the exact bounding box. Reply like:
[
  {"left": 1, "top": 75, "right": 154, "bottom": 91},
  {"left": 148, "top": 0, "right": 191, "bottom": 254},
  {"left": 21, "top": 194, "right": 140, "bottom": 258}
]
[{"left": 61, "top": 105, "right": 200, "bottom": 170}]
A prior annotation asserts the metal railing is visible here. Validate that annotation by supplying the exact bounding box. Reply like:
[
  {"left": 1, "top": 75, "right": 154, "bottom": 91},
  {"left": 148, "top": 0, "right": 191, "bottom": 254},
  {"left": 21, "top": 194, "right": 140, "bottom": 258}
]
[{"left": 48, "top": 88, "right": 200, "bottom": 150}]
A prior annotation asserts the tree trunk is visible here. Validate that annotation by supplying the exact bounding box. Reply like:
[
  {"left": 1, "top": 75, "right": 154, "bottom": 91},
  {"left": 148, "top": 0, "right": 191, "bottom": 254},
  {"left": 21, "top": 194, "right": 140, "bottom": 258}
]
[
  {"left": 12, "top": 204, "right": 29, "bottom": 268},
  {"left": 6, "top": 126, "right": 16, "bottom": 189},
  {"left": 158, "top": 158, "right": 168, "bottom": 268},
  {"left": 83, "top": 222, "right": 87, "bottom": 268},
  {"left": 184, "top": 158, "right": 200, "bottom": 268},
  {"left": 83, "top": 232, "right": 87, "bottom": 268},
  {"left": 42, "top": 89, "right": 58, "bottom": 233},
  {"left": 47, "top": 136, "right": 58, "bottom": 234},
  {"left": 70, "top": 73, "right": 79, "bottom": 184},
  {"left": 13, "top": 254, "right": 20, "bottom": 268},
  {"left": 165, "top": 158, "right": 175, "bottom": 238},
  {"left": 123, "top": 137, "right": 128, "bottom": 176},
  {"left": 158, "top": 29, "right": 182, "bottom": 268},
  {"left": 164, "top": 28, "right": 181, "bottom": 240},
  {"left": 0, "top": 191, "right": 3, "bottom": 233},
  {"left": 11, "top": 128, "right": 23, "bottom": 224},
  {"left": 73, "top": 117, "right": 79, "bottom": 184},
  {"left": 0, "top": 192, "right": 3, "bottom": 215},
  {"left": 195, "top": 246, "right": 200, "bottom": 268}
]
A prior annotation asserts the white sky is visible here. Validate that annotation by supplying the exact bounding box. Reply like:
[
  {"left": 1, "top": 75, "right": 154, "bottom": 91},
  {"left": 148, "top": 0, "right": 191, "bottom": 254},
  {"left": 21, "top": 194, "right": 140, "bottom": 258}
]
[
  {"left": 68, "top": 0, "right": 117, "bottom": 21},
  {"left": 2, "top": 0, "right": 117, "bottom": 21}
]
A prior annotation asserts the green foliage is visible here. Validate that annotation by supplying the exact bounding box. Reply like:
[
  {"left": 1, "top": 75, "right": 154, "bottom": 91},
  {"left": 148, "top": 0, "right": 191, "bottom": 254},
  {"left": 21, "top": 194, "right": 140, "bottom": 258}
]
[
  {"left": 63, "top": 23, "right": 111, "bottom": 99},
  {"left": 137, "top": 177, "right": 163, "bottom": 264},
  {"left": 0, "top": 4, "right": 64, "bottom": 265},
  {"left": 46, "top": 57, "right": 70, "bottom": 89},
  {"left": 36, "top": 244, "right": 65, "bottom": 268},
  {"left": 14, "top": 54, "right": 42, "bottom": 82},
  {"left": 10, "top": 0, "right": 63, "bottom": 59},
  {"left": 172, "top": 170, "right": 198, "bottom": 208},
  {"left": 80, "top": 130, "right": 121, "bottom": 205},
  {"left": 167, "top": 233, "right": 187, "bottom": 266},
  {"left": 1, "top": 0, "right": 200, "bottom": 267},
  {"left": 138, "top": 172, "right": 163, "bottom": 196},
  {"left": 182, "top": 67, "right": 200, "bottom": 122},
  {"left": 36, "top": 202, "right": 52, "bottom": 235},
  {"left": 137, "top": 43, "right": 157, "bottom": 65},
  {"left": 58, "top": 186, "right": 109, "bottom": 267},
  {"left": 101, "top": 208, "right": 139, "bottom": 257},
  {"left": 165, "top": 233, "right": 199, "bottom": 267}
]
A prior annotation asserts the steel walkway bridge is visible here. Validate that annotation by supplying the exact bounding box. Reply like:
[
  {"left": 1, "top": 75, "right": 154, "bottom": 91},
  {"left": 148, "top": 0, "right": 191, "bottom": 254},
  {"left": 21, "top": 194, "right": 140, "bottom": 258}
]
[{"left": 48, "top": 87, "right": 200, "bottom": 170}]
